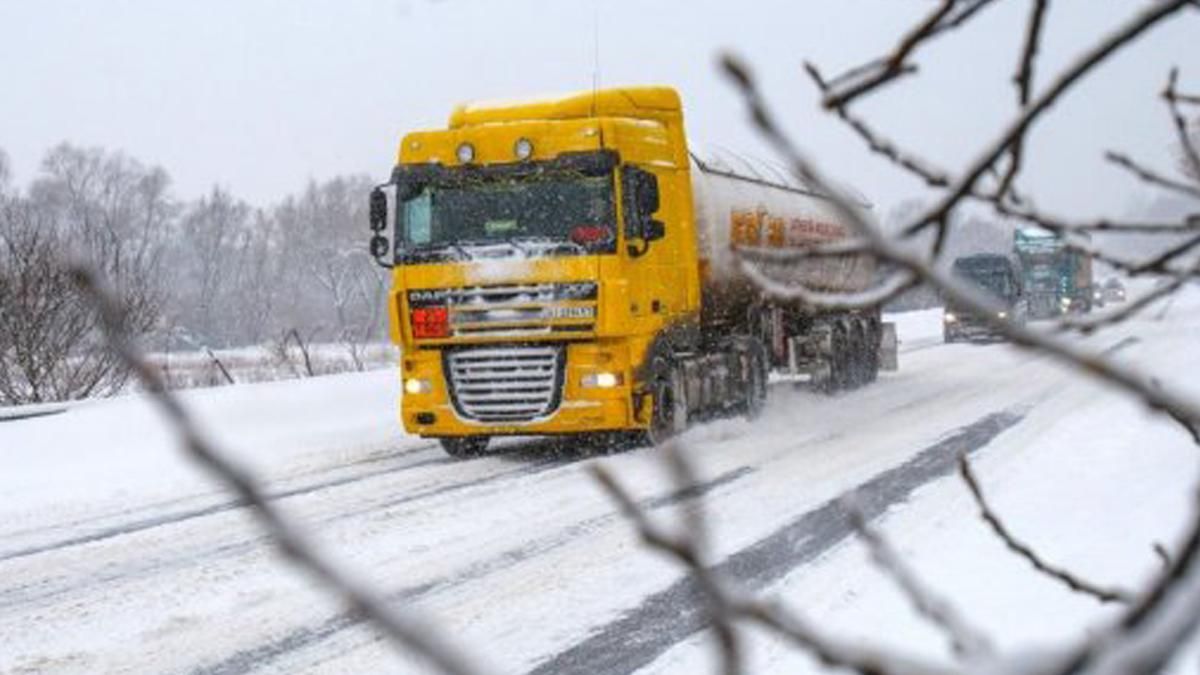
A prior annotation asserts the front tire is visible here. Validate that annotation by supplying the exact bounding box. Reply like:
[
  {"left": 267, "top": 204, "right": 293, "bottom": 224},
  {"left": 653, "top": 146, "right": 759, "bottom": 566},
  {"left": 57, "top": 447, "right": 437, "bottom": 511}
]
[
  {"left": 439, "top": 436, "right": 490, "bottom": 458},
  {"left": 647, "top": 356, "right": 686, "bottom": 445}
]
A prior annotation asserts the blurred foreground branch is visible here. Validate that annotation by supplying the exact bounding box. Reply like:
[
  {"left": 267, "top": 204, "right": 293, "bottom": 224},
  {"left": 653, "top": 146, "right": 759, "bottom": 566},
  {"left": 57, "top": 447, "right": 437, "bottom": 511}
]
[{"left": 71, "top": 266, "right": 482, "bottom": 675}]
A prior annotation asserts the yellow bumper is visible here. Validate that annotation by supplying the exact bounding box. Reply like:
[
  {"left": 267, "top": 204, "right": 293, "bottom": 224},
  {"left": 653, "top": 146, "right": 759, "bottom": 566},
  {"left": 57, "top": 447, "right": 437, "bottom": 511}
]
[{"left": 398, "top": 341, "right": 645, "bottom": 437}]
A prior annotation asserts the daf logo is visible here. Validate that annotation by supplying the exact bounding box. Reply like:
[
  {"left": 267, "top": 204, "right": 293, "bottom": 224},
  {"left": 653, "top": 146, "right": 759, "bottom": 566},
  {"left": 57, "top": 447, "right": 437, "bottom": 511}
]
[{"left": 547, "top": 306, "right": 596, "bottom": 319}]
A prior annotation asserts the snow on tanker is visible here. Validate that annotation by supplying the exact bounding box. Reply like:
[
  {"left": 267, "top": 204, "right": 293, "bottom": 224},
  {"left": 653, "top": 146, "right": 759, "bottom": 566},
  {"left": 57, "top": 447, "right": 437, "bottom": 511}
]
[{"left": 367, "top": 86, "right": 895, "bottom": 457}]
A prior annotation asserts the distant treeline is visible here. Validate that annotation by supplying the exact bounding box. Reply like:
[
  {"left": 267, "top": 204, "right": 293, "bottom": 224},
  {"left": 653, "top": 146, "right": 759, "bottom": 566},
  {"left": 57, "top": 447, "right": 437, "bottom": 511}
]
[{"left": 0, "top": 143, "right": 387, "bottom": 403}]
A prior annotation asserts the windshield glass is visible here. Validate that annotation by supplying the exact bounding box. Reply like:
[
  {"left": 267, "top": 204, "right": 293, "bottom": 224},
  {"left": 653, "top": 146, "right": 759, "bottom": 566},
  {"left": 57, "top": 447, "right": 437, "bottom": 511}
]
[
  {"left": 954, "top": 263, "right": 1016, "bottom": 301},
  {"left": 398, "top": 173, "right": 616, "bottom": 261}
]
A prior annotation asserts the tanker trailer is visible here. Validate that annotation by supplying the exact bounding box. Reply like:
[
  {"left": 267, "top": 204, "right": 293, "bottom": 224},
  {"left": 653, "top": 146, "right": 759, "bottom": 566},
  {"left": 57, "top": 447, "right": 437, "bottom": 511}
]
[{"left": 367, "top": 86, "right": 896, "bottom": 457}]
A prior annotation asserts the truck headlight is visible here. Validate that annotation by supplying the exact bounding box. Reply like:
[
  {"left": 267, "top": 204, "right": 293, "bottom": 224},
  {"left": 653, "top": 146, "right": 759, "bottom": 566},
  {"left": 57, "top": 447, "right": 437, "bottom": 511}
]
[
  {"left": 943, "top": 312, "right": 957, "bottom": 323},
  {"left": 404, "top": 378, "right": 432, "bottom": 395},
  {"left": 581, "top": 372, "right": 622, "bottom": 388}
]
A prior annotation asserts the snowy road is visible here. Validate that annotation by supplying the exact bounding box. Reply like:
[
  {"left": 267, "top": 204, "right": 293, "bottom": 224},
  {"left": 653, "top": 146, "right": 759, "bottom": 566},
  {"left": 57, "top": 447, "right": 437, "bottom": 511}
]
[{"left": 3, "top": 299, "right": 1199, "bottom": 674}]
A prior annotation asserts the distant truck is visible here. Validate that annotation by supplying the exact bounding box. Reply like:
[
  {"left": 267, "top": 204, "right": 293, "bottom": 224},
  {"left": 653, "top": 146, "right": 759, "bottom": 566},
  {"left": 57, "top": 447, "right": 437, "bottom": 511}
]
[
  {"left": 1013, "top": 228, "right": 1093, "bottom": 318},
  {"left": 943, "top": 254, "right": 1023, "bottom": 342},
  {"left": 367, "top": 86, "right": 897, "bottom": 457}
]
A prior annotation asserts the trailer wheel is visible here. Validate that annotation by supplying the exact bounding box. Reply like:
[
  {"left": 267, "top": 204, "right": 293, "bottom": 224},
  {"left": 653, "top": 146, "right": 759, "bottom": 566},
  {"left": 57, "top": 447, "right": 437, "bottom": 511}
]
[
  {"left": 850, "top": 322, "right": 868, "bottom": 388},
  {"left": 648, "top": 357, "right": 686, "bottom": 445},
  {"left": 821, "top": 324, "right": 849, "bottom": 394},
  {"left": 866, "top": 320, "right": 881, "bottom": 382},
  {"left": 439, "top": 436, "right": 490, "bottom": 458},
  {"left": 743, "top": 343, "right": 768, "bottom": 420}
]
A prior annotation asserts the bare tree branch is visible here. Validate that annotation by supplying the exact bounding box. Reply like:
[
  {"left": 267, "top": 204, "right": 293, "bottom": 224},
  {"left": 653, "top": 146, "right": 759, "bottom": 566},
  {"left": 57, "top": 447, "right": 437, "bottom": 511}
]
[
  {"left": 1164, "top": 68, "right": 1200, "bottom": 184},
  {"left": 959, "top": 456, "right": 1136, "bottom": 604},
  {"left": 592, "top": 447, "right": 745, "bottom": 675},
  {"left": 70, "top": 265, "right": 483, "bottom": 675},
  {"left": 901, "top": 0, "right": 1194, "bottom": 244},
  {"left": 1104, "top": 151, "right": 1200, "bottom": 199}
]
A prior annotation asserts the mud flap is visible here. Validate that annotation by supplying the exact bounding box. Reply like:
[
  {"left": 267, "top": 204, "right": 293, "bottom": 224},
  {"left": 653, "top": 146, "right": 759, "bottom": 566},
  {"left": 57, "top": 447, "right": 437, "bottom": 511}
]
[{"left": 879, "top": 322, "right": 898, "bottom": 371}]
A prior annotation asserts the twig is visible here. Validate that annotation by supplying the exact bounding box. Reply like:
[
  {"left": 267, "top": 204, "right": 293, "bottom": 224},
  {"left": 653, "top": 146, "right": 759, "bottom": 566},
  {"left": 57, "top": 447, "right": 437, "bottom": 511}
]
[
  {"left": 592, "top": 458, "right": 949, "bottom": 675},
  {"left": 1105, "top": 151, "right": 1200, "bottom": 200},
  {"left": 959, "top": 456, "right": 1136, "bottom": 604},
  {"left": 70, "top": 266, "right": 482, "bottom": 675},
  {"left": 591, "top": 452, "right": 743, "bottom": 675},
  {"left": 1164, "top": 68, "right": 1200, "bottom": 183},
  {"left": 1014, "top": 0, "right": 1050, "bottom": 107}
]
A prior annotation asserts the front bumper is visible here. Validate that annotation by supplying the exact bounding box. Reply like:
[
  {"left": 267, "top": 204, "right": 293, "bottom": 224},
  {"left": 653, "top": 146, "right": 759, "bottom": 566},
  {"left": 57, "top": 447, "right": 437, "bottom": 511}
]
[
  {"left": 399, "top": 341, "right": 642, "bottom": 437},
  {"left": 944, "top": 319, "right": 1007, "bottom": 342}
]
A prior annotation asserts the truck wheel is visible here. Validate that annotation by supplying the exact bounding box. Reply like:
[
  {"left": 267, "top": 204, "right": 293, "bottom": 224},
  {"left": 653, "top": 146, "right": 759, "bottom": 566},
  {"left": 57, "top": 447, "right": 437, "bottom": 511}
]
[
  {"left": 850, "top": 322, "right": 867, "bottom": 388},
  {"left": 648, "top": 357, "right": 686, "bottom": 445},
  {"left": 837, "top": 324, "right": 854, "bottom": 391},
  {"left": 439, "top": 436, "right": 489, "bottom": 458},
  {"left": 743, "top": 344, "right": 768, "bottom": 420}
]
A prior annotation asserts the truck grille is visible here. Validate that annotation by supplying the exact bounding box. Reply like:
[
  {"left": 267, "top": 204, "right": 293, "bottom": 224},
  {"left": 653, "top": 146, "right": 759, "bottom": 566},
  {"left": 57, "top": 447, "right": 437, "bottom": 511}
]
[{"left": 445, "top": 346, "right": 564, "bottom": 423}]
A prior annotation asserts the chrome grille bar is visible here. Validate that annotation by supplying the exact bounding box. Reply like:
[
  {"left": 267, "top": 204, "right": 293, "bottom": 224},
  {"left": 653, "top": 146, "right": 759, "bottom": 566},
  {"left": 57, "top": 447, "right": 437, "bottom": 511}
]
[{"left": 446, "top": 346, "right": 563, "bottom": 423}]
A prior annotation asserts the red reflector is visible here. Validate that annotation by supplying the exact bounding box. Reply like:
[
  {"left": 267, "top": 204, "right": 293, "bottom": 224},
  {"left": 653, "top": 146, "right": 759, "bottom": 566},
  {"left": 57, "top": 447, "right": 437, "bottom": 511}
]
[{"left": 411, "top": 307, "right": 449, "bottom": 338}]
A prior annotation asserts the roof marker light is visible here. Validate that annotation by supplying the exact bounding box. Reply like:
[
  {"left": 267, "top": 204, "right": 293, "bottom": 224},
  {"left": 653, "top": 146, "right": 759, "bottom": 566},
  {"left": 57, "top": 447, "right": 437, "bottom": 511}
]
[
  {"left": 514, "top": 137, "right": 534, "bottom": 160},
  {"left": 456, "top": 142, "right": 476, "bottom": 164}
]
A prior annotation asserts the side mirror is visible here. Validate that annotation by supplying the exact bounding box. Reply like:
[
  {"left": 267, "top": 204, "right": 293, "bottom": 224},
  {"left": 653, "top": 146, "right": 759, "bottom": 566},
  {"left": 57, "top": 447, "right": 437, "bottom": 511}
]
[
  {"left": 644, "top": 219, "right": 665, "bottom": 242},
  {"left": 623, "top": 166, "right": 664, "bottom": 257},
  {"left": 369, "top": 187, "right": 388, "bottom": 232},
  {"left": 635, "top": 170, "right": 660, "bottom": 217},
  {"left": 368, "top": 185, "right": 393, "bottom": 268},
  {"left": 370, "top": 235, "right": 390, "bottom": 259}
]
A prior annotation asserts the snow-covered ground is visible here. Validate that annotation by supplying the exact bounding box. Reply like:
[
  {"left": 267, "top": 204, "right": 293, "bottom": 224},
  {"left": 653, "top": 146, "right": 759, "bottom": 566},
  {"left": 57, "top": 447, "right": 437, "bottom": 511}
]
[{"left": 2, "top": 291, "right": 1199, "bottom": 674}]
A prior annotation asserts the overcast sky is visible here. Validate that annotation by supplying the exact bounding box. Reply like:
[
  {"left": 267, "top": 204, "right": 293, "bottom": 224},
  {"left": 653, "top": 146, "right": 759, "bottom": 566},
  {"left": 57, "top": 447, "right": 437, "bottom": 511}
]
[{"left": 2, "top": 1, "right": 1197, "bottom": 219}]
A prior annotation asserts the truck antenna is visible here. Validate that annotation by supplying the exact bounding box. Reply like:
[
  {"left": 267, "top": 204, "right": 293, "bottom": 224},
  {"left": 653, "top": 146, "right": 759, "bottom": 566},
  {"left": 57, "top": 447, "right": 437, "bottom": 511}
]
[{"left": 591, "top": 0, "right": 601, "bottom": 116}]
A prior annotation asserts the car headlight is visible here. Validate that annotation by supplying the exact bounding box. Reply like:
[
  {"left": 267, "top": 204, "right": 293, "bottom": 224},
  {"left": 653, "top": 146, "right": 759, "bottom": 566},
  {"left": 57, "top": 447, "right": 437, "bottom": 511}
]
[
  {"left": 581, "top": 372, "right": 623, "bottom": 388},
  {"left": 404, "top": 378, "right": 432, "bottom": 395},
  {"left": 943, "top": 312, "right": 957, "bottom": 323},
  {"left": 997, "top": 311, "right": 1007, "bottom": 319}
]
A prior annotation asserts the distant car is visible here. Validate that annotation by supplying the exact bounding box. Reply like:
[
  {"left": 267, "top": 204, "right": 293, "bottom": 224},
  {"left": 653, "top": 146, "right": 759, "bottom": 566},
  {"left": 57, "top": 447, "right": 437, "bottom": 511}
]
[{"left": 1102, "top": 278, "right": 1126, "bottom": 303}]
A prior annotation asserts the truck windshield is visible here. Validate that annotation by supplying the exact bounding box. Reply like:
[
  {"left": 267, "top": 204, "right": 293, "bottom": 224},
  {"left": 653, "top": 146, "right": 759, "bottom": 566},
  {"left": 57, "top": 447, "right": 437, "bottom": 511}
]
[
  {"left": 398, "top": 173, "right": 616, "bottom": 262},
  {"left": 953, "top": 264, "right": 1016, "bottom": 301}
]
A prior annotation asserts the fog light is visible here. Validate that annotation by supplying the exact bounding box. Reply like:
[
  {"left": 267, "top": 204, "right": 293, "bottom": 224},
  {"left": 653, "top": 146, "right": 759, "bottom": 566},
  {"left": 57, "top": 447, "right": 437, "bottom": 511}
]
[
  {"left": 405, "top": 378, "right": 432, "bottom": 395},
  {"left": 456, "top": 142, "right": 475, "bottom": 164},
  {"left": 582, "top": 372, "right": 622, "bottom": 388},
  {"left": 997, "top": 311, "right": 1008, "bottom": 319},
  {"left": 943, "top": 312, "right": 958, "bottom": 323}
]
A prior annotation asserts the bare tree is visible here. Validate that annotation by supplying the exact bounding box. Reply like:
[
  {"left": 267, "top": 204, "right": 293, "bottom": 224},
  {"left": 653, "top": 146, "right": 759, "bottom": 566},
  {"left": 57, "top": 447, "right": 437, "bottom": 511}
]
[
  {"left": 166, "top": 186, "right": 254, "bottom": 347},
  {"left": 0, "top": 198, "right": 131, "bottom": 403}
]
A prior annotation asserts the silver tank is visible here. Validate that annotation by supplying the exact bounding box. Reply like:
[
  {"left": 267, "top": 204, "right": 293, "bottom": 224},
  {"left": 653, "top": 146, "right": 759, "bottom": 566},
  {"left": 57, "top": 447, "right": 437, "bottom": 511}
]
[{"left": 689, "top": 149, "right": 875, "bottom": 308}]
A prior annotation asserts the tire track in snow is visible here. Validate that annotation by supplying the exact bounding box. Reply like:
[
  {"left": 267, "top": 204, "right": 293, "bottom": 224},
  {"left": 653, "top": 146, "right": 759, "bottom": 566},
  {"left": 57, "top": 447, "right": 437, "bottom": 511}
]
[
  {"left": 0, "top": 451, "right": 578, "bottom": 611},
  {"left": 0, "top": 444, "right": 447, "bottom": 563},
  {"left": 186, "top": 465, "right": 756, "bottom": 675},
  {"left": 531, "top": 409, "right": 1027, "bottom": 675}
]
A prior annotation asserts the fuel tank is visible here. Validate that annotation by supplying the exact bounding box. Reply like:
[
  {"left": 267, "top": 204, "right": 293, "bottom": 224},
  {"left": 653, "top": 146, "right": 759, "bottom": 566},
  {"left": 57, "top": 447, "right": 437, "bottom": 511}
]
[{"left": 688, "top": 149, "right": 875, "bottom": 321}]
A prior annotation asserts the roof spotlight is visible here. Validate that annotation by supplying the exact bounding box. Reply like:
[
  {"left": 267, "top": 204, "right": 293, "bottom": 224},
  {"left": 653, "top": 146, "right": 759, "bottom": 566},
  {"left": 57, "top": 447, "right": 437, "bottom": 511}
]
[
  {"left": 456, "top": 142, "right": 476, "bottom": 164},
  {"left": 514, "top": 137, "right": 534, "bottom": 160}
]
